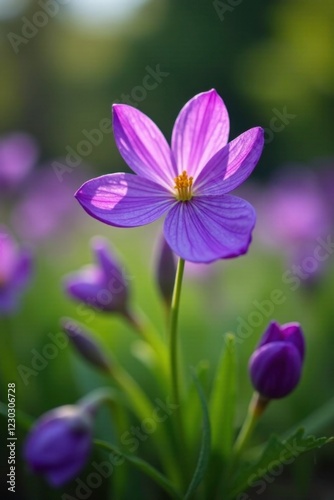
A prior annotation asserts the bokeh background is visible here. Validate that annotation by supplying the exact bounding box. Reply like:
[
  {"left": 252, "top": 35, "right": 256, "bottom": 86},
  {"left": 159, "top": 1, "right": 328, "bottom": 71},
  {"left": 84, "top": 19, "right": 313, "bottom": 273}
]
[{"left": 1, "top": 0, "right": 334, "bottom": 498}]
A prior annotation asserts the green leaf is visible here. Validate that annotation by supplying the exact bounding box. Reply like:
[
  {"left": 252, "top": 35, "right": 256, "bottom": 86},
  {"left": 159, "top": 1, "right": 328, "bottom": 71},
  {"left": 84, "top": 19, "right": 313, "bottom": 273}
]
[
  {"left": 183, "top": 371, "right": 211, "bottom": 500},
  {"left": 228, "top": 428, "right": 333, "bottom": 498},
  {"left": 283, "top": 396, "right": 334, "bottom": 437},
  {"left": 95, "top": 439, "right": 182, "bottom": 500},
  {"left": 209, "top": 333, "right": 236, "bottom": 460}
]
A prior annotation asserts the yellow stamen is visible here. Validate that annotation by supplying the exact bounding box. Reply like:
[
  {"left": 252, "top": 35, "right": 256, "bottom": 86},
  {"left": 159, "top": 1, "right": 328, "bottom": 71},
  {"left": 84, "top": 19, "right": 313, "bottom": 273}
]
[{"left": 174, "top": 170, "right": 193, "bottom": 201}]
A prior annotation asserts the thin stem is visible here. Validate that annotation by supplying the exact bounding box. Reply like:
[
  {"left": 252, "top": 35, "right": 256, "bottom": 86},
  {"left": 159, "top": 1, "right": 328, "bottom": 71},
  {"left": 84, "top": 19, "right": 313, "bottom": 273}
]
[
  {"left": 233, "top": 393, "right": 269, "bottom": 459},
  {"left": 169, "top": 258, "right": 185, "bottom": 409},
  {"left": 123, "top": 307, "right": 169, "bottom": 382}
]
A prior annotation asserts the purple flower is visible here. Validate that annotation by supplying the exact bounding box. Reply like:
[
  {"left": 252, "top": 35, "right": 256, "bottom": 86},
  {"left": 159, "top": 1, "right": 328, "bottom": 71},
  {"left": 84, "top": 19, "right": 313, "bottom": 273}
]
[
  {"left": 23, "top": 404, "right": 93, "bottom": 487},
  {"left": 0, "top": 133, "right": 38, "bottom": 191},
  {"left": 258, "top": 170, "right": 329, "bottom": 248},
  {"left": 76, "top": 90, "right": 264, "bottom": 263},
  {"left": 249, "top": 321, "right": 305, "bottom": 399},
  {"left": 0, "top": 227, "right": 32, "bottom": 314},
  {"left": 64, "top": 236, "right": 129, "bottom": 313},
  {"left": 12, "top": 167, "right": 86, "bottom": 243}
]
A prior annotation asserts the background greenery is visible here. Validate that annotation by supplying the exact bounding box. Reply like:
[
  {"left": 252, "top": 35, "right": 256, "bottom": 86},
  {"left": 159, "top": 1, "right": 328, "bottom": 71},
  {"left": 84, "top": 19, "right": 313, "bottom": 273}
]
[{"left": 1, "top": 0, "right": 334, "bottom": 498}]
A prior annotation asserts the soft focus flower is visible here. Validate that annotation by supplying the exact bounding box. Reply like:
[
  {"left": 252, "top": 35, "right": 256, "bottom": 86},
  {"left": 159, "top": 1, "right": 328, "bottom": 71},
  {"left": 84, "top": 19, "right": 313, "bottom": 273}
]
[
  {"left": 0, "top": 226, "right": 32, "bottom": 314},
  {"left": 12, "top": 166, "right": 86, "bottom": 243},
  {"left": 76, "top": 90, "right": 264, "bottom": 263},
  {"left": 24, "top": 404, "right": 94, "bottom": 487},
  {"left": 249, "top": 321, "right": 305, "bottom": 399},
  {"left": 0, "top": 133, "right": 38, "bottom": 191},
  {"left": 258, "top": 170, "right": 329, "bottom": 248},
  {"left": 64, "top": 236, "right": 129, "bottom": 313},
  {"left": 61, "top": 317, "right": 112, "bottom": 373}
]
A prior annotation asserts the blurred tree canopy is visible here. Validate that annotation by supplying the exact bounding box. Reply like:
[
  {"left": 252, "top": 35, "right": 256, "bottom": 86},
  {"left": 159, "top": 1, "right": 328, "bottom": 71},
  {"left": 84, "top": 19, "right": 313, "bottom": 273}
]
[{"left": 0, "top": 0, "right": 333, "bottom": 177}]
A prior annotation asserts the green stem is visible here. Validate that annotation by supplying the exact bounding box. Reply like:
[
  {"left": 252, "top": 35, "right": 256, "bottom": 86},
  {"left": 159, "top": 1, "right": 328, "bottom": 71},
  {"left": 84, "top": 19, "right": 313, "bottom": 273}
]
[
  {"left": 168, "top": 257, "right": 188, "bottom": 476},
  {"left": 233, "top": 393, "right": 269, "bottom": 459},
  {"left": 169, "top": 258, "right": 185, "bottom": 410},
  {"left": 95, "top": 439, "right": 182, "bottom": 500},
  {"left": 123, "top": 307, "right": 169, "bottom": 383},
  {"left": 109, "top": 360, "right": 181, "bottom": 487}
]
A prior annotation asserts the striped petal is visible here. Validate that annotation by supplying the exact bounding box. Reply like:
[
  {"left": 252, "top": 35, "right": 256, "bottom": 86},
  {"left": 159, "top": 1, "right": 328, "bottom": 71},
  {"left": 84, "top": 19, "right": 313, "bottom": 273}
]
[
  {"left": 195, "top": 127, "right": 264, "bottom": 195},
  {"left": 75, "top": 173, "right": 174, "bottom": 227},
  {"left": 163, "top": 195, "right": 256, "bottom": 263},
  {"left": 171, "top": 89, "right": 230, "bottom": 179},
  {"left": 113, "top": 105, "right": 176, "bottom": 190}
]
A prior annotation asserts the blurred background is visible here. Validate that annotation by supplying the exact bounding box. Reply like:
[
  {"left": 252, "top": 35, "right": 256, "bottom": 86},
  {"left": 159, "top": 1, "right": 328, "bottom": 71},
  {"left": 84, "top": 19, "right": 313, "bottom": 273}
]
[{"left": 1, "top": 0, "right": 334, "bottom": 498}]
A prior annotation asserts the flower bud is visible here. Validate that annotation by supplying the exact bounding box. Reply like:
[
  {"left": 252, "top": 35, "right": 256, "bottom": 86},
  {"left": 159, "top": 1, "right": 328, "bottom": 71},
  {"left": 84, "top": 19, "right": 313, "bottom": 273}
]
[
  {"left": 249, "top": 321, "right": 305, "bottom": 399},
  {"left": 64, "top": 236, "right": 129, "bottom": 313},
  {"left": 61, "top": 317, "right": 112, "bottom": 373},
  {"left": 23, "top": 404, "right": 94, "bottom": 487},
  {"left": 155, "top": 235, "right": 176, "bottom": 306}
]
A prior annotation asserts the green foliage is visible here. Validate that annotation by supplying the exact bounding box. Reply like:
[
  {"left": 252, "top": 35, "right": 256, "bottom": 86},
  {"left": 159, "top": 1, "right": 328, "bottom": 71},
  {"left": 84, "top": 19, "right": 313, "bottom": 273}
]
[{"left": 228, "top": 429, "right": 333, "bottom": 498}]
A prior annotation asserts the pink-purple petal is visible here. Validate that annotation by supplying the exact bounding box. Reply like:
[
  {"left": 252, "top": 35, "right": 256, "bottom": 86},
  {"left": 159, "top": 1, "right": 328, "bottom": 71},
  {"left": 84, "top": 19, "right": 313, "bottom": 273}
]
[
  {"left": 163, "top": 195, "right": 256, "bottom": 263},
  {"left": 112, "top": 104, "right": 176, "bottom": 190},
  {"left": 75, "top": 173, "right": 174, "bottom": 228},
  {"left": 171, "top": 89, "right": 230, "bottom": 179},
  {"left": 196, "top": 127, "right": 264, "bottom": 195}
]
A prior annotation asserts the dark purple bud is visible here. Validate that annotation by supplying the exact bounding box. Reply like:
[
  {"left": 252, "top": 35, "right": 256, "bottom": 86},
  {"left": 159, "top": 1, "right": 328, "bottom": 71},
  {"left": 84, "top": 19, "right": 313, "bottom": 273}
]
[
  {"left": 23, "top": 404, "right": 93, "bottom": 487},
  {"left": 155, "top": 235, "right": 176, "bottom": 306},
  {"left": 0, "top": 226, "right": 33, "bottom": 314},
  {"left": 63, "top": 237, "right": 129, "bottom": 313},
  {"left": 249, "top": 321, "right": 305, "bottom": 399},
  {"left": 61, "top": 317, "right": 112, "bottom": 373}
]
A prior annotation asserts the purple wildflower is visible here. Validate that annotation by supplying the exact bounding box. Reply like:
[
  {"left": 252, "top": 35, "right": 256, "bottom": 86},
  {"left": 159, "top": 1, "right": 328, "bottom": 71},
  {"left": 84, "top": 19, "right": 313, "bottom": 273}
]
[
  {"left": 12, "top": 167, "right": 86, "bottom": 243},
  {"left": 76, "top": 90, "right": 264, "bottom": 263},
  {"left": 0, "top": 133, "right": 38, "bottom": 191},
  {"left": 23, "top": 404, "right": 94, "bottom": 487},
  {"left": 249, "top": 321, "right": 305, "bottom": 399},
  {"left": 0, "top": 227, "right": 32, "bottom": 314},
  {"left": 64, "top": 236, "right": 129, "bottom": 313}
]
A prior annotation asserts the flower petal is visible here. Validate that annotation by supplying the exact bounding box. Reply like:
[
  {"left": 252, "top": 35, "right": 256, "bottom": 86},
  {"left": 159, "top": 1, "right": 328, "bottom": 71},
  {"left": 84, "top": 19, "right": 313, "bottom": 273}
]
[
  {"left": 163, "top": 195, "right": 255, "bottom": 263},
  {"left": 171, "top": 89, "right": 230, "bottom": 179},
  {"left": 195, "top": 127, "right": 264, "bottom": 195},
  {"left": 75, "top": 173, "right": 174, "bottom": 227},
  {"left": 112, "top": 104, "right": 176, "bottom": 190},
  {"left": 249, "top": 342, "right": 302, "bottom": 399},
  {"left": 64, "top": 266, "right": 105, "bottom": 309}
]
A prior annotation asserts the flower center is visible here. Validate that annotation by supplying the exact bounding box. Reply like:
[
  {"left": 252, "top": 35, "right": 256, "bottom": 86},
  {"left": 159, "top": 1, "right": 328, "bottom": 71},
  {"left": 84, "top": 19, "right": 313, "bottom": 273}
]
[{"left": 174, "top": 171, "right": 193, "bottom": 201}]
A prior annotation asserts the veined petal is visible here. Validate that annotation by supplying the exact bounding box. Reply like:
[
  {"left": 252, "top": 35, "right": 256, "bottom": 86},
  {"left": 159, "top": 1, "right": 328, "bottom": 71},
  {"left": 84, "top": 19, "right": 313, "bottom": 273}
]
[
  {"left": 163, "top": 195, "right": 256, "bottom": 263},
  {"left": 112, "top": 105, "right": 176, "bottom": 190},
  {"left": 195, "top": 127, "right": 264, "bottom": 195},
  {"left": 171, "top": 89, "right": 230, "bottom": 179},
  {"left": 75, "top": 173, "right": 174, "bottom": 227}
]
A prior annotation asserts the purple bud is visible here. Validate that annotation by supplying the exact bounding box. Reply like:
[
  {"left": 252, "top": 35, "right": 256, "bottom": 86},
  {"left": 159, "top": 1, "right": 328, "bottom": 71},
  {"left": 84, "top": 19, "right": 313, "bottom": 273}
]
[
  {"left": 64, "top": 237, "right": 129, "bottom": 313},
  {"left": 155, "top": 235, "right": 176, "bottom": 306},
  {"left": 23, "top": 405, "right": 93, "bottom": 487},
  {"left": 0, "top": 226, "right": 33, "bottom": 314},
  {"left": 249, "top": 321, "right": 305, "bottom": 399},
  {"left": 61, "top": 317, "right": 112, "bottom": 373}
]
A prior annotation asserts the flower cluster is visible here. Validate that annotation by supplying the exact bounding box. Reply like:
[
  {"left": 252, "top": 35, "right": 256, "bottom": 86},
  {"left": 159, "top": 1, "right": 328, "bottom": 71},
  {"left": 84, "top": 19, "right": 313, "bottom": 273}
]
[{"left": 21, "top": 91, "right": 314, "bottom": 498}]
